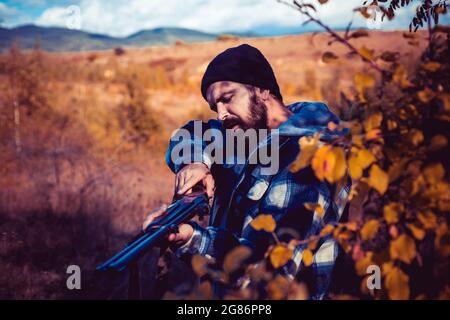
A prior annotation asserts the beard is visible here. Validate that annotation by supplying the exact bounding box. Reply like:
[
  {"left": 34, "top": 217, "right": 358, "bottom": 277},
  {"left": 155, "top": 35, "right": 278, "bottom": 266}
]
[
  {"left": 222, "top": 92, "right": 268, "bottom": 131},
  {"left": 222, "top": 92, "right": 269, "bottom": 162}
]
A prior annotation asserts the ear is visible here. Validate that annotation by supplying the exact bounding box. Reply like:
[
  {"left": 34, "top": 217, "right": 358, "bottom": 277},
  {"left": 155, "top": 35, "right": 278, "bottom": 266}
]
[{"left": 259, "top": 89, "right": 271, "bottom": 101}]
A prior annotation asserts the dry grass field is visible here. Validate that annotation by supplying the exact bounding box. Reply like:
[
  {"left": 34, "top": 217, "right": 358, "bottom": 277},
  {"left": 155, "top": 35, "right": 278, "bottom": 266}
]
[{"left": 0, "top": 30, "right": 431, "bottom": 298}]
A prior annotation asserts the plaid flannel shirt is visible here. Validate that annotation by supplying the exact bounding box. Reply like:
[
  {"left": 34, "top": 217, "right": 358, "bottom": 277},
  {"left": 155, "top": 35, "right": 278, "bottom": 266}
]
[{"left": 165, "top": 101, "right": 351, "bottom": 299}]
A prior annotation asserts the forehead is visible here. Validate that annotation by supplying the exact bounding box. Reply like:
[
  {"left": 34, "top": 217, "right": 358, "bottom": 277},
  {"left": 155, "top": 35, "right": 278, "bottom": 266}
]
[{"left": 206, "top": 81, "right": 246, "bottom": 104}]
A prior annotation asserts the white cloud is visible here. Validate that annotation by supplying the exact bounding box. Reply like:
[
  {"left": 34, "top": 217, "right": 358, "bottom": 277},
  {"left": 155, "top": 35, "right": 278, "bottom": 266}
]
[
  {"left": 33, "top": 0, "right": 428, "bottom": 37},
  {"left": 0, "top": 3, "right": 17, "bottom": 19}
]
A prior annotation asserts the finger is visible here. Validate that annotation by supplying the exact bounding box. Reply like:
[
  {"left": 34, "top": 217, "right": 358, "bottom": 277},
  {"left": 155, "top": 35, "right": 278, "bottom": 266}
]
[
  {"left": 142, "top": 204, "right": 167, "bottom": 229},
  {"left": 176, "top": 171, "right": 188, "bottom": 194},
  {"left": 175, "top": 174, "right": 180, "bottom": 194},
  {"left": 204, "top": 174, "right": 215, "bottom": 199},
  {"left": 178, "top": 175, "right": 202, "bottom": 195}
]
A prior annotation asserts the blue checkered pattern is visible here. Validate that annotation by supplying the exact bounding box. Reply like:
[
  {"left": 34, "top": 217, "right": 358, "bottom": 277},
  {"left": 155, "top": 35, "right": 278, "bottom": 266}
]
[{"left": 166, "top": 101, "right": 351, "bottom": 299}]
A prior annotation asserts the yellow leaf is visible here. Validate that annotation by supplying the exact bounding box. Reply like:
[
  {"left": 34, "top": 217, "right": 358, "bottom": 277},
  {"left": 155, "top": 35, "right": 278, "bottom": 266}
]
[
  {"left": 348, "top": 156, "right": 363, "bottom": 180},
  {"left": 387, "top": 119, "right": 398, "bottom": 130},
  {"left": 359, "top": 46, "right": 374, "bottom": 61},
  {"left": 302, "top": 249, "right": 314, "bottom": 267},
  {"left": 329, "top": 147, "right": 347, "bottom": 183},
  {"left": 383, "top": 202, "right": 404, "bottom": 224},
  {"left": 327, "top": 121, "right": 338, "bottom": 131},
  {"left": 365, "top": 129, "right": 382, "bottom": 141},
  {"left": 368, "top": 164, "right": 389, "bottom": 195},
  {"left": 270, "top": 245, "right": 293, "bottom": 269},
  {"left": 423, "top": 163, "right": 445, "bottom": 185},
  {"left": 355, "top": 251, "right": 374, "bottom": 276},
  {"left": 388, "top": 158, "right": 408, "bottom": 183},
  {"left": 266, "top": 275, "right": 290, "bottom": 300},
  {"left": 361, "top": 219, "right": 380, "bottom": 240},
  {"left": 417, "top": 87, "right": 434, "bottom": 103},
  {"left": 435, "top": 223, "right": 448, "bottom": 250},
  {"left": 390, "top": 234, "right": 416, "bottom": 264},
  {"left": 364, "top": 112, "right": 383, "bottom": 132},
  {"left": 417, "top": 211, "right": 437, "bottom": 230},
  {"left": 385, "top": 267, "right": 410, "bottom": 300},
  {"left": 191, "top": 255, "right": 210, "bottom": 277},
  {"left": 382, "top": 261, "right": 395, "bottom": 275},
  {"left": 430, "top": 135, "right": 448, "bottom": 151},
  {"left": 348, "top": 147, "right": 376, "bottom": 180},
  {"left": 422, "top": 61, "right": 441, "bottom": 72},
  {"left": 223, "top": 246, "right": 252, "bottom": 274},
  {"left": 290, "top": 134, "right": 319, "bottom": 172},
  {"left": 312, "top": 145, "right": 334, "bottom": 182},
  {"left": 304, "top": 202, "right": 324, "bottom": 216},
  {"left": 354, "top": 72, "right": 375, "bottom": 96},
  {"left": 250, "top": 214, "right": 276, "bottom": 233},
  {"left": 311, "top": 145, "right": 346, "bottom": 183},
  {"left": 320, "top": 224, "right": 335, "bottom": 237},
  {"left": 409, "top": 129, "right": 424, "bottom": 146},
  {"left": 357, "top": 148, "right": 376, "bottom": 168},
  {"left": 440, "top": 94, "right": 450, "bottom": 111},
  {"left": 392, "top": 64, "right": 412, "bottom": 88},
  {"left": 407, "top": 223, "right": 426, "bottom": 240}
]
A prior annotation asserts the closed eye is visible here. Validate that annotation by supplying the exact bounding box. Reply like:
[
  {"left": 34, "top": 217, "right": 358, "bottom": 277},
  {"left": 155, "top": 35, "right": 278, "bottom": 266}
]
[{"left": 220, "top": 95, "right": 232, "bottom": 104}]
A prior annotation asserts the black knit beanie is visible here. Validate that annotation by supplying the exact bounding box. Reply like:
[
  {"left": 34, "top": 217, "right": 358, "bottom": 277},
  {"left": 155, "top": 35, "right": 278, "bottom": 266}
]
[{"left": 201, "top": 44, "right": 283, "bottom": 103}]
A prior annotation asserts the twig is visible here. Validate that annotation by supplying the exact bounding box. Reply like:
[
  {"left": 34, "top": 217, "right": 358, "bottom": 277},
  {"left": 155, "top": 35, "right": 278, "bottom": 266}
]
[{"left": 277, "top": 0, "right": 386, "bottom": 73}]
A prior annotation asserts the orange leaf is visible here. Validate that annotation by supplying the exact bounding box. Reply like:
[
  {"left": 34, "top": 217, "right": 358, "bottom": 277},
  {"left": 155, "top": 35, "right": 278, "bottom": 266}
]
[
  {"left": 348, "top": 147, "right": 376, "bottom": 180},
  {"left": 192, "top": 255, "right": 210, "bottom": 277},
  {"left": 320, "top": 224, "right": 335, "bottom": 237},
  {"left": 364, "top": 113, "right": 383, "bottom": 132},
  {"left": 359, "top": 46, "right": 374, "bottom": 61},
  {"left": 361, "top": 219, "right": 380, "bottom": 240},
  {"left": 390, "top": 234, "right": 416, "bottom": 264},
  {"left": 417, "top": 211, "right": 437, "bottom": 230},
  {"left": 355, "top": 72, "right": 375, "bottom": 96},
  {"left": 368, "top": 164, "right": 389, "bottom": 195},
  {"left": 250, "top": 214, "right": 276, "bottom": 233},
  {"left": 355, "top": 251, "right": 374, "bottom": 276},
  {"left": 385, "top": 267, "right": 410, "bottom": 300},
  {"left": 422, "top": 61, "right": 441, "bottom": 72},
  {"left": 383, "top": 202, "right": 404, "bottom": 224},
  {"left": 407, "top": 223, "right": 426, "bottom": 241},
  {"left": 312, "top": 145, "right": 334, "bottom": 182},
  {"left": 304, "top": 202, "right": 324, "bottom": 217},
  {"left": 423, "top": 163, "right": 445, "bottom": 185},
  {"left": 270, "top": 245, "right": 293, "bottom": 269},
  {"left": 311, "top": 145, "right": 346, "bottom": 183},
  {"left": 290, "top": 134, "right": 319, "bottom": 172},
  {"left": 302, "top": 249, "right": 314, "bottom": 267}
]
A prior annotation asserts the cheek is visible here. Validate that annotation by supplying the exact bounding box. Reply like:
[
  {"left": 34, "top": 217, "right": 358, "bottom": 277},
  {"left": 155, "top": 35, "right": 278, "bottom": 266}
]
[{"left": 229, "top": 97, "right": 252, "bottom": 119}]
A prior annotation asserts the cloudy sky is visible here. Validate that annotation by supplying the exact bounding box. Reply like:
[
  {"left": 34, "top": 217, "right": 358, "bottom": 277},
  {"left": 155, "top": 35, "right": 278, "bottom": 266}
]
[{"left": 0, "top": 0, "right": 448, "bottom": 37}]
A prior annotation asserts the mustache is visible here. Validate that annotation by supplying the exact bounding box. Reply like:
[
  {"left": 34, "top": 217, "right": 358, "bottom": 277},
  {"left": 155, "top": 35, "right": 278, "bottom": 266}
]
[{"left": 222, "top": 117, "right": 243, "bottom": 130}]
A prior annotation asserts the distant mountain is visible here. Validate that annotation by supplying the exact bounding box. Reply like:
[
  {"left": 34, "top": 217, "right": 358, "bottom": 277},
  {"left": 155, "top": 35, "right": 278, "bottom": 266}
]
[{"left": 0, "top": 24, "right": 258, "bottom": 52}]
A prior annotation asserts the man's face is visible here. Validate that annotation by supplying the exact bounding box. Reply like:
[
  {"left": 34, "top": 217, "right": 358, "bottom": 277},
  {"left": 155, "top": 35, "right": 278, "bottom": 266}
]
[{"left": 206, "top": 81, "right": 268, "bottom": 130}]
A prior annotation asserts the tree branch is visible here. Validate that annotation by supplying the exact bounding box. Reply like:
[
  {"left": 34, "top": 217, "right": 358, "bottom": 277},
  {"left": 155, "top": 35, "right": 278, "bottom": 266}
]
[{"left": 277, "top": 0, "right": 386, "bottom": 74}]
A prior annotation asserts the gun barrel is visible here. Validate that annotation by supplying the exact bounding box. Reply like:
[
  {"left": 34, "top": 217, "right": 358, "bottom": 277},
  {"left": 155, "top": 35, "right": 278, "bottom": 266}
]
[{"left": 96, "top": 193, "right": 209, "bottom": 272}]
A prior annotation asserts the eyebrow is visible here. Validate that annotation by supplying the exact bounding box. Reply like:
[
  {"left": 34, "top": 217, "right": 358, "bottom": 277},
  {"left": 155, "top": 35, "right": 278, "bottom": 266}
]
[{"left": 210, "top": 89, "right": 236, "bottom": 110}]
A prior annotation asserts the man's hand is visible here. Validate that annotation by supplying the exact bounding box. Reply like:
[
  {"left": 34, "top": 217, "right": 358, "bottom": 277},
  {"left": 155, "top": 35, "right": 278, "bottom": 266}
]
[
  {"left": 142, "top": 204, "right": 194, "bottom": 246},
  {"left": 175, "top": 162, "right": 215, "bottom": 198}
]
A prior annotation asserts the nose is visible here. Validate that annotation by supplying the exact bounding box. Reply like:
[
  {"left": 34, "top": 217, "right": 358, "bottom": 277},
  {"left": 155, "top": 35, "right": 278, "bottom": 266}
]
[{"left": 216, "top": 104, "right": 229, "bottom": 121}]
